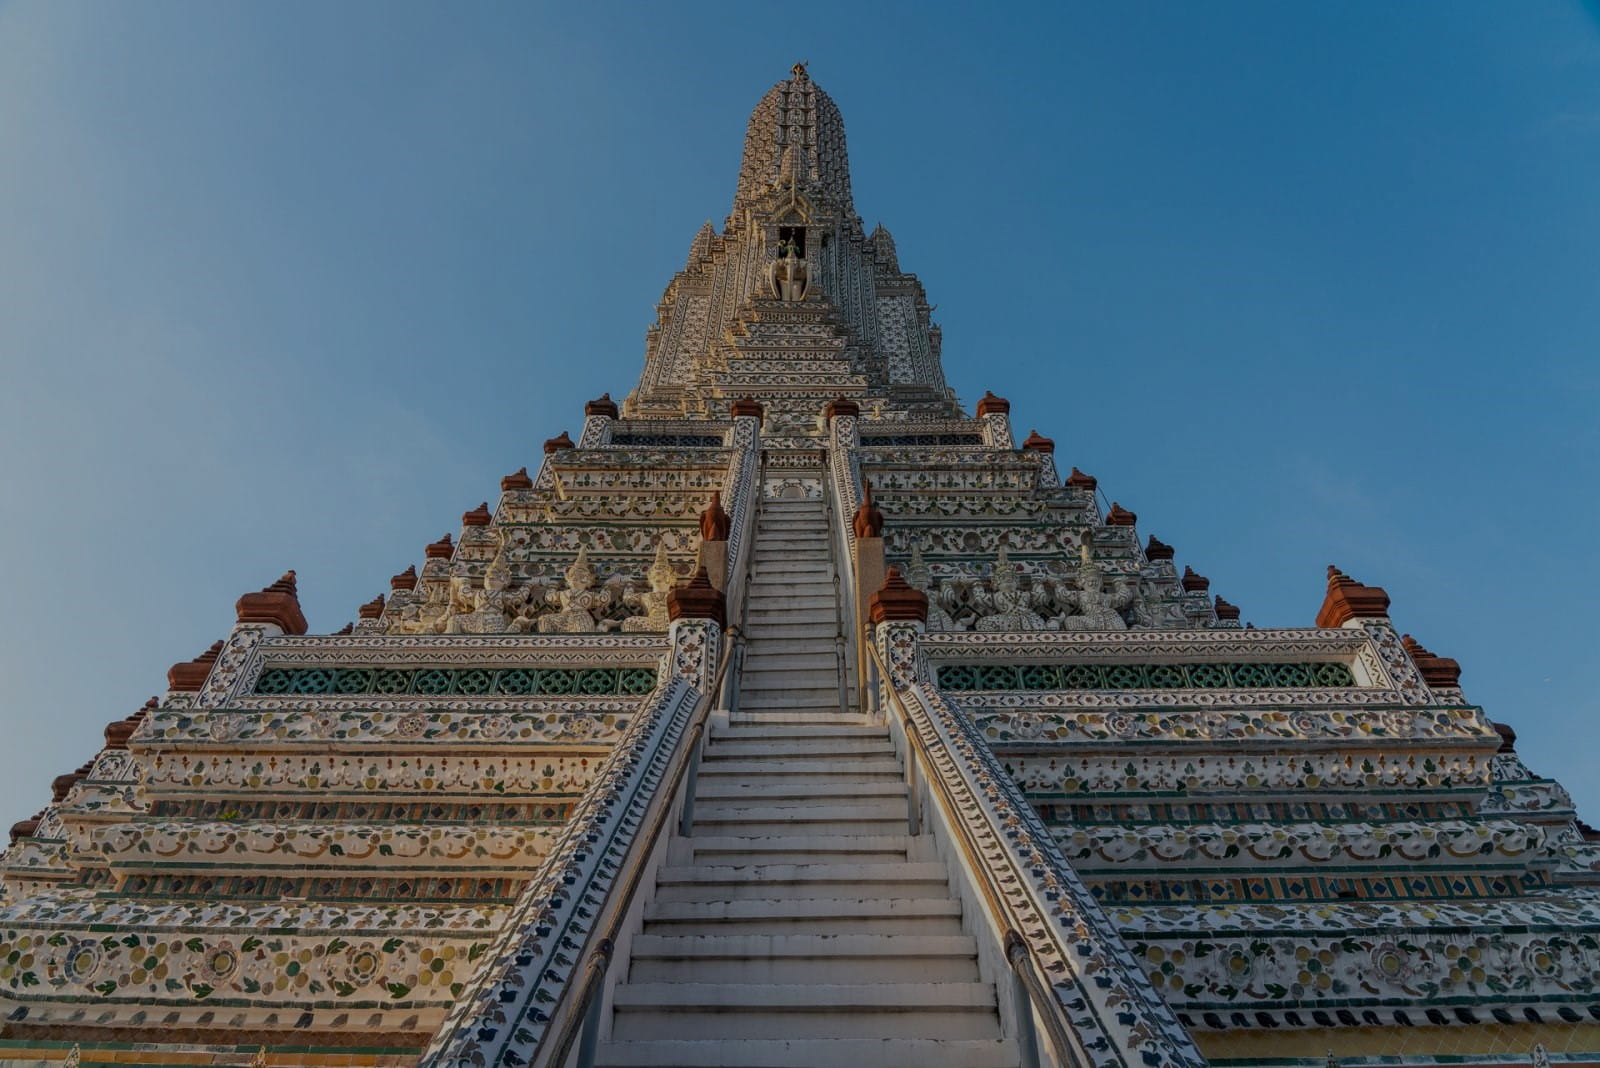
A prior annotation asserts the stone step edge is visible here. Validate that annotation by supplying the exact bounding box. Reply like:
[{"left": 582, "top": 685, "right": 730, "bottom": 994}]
[{"left": 593, "top": 1037, "right": 1019, "bottom": 1068}]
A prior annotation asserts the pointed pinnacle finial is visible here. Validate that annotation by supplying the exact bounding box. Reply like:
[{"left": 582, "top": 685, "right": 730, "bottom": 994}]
[
  {"left": 1316, "top": 564, "right": 1390, "bottom": 627},
  {"left": 791, "top": 61, "right": 809, "bottom": 81},
  {"left": 236, "top": 570, "right": 307, "bottom": 635}
]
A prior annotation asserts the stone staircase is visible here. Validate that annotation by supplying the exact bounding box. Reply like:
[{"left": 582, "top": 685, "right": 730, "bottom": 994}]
[{"left": 596, "top": 494, "right": 1018, "bottom": 1067}]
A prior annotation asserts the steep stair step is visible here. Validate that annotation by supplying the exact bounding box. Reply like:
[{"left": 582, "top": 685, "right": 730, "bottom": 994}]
[
  {"left": 698, "top": 756, "right": 900, "bottom": 775},
  {"left": 639, "top": 895, "right": 967, "bottom": 935},
  {"left": 735, "top": 693, "right": 848, "bottom": 711},
  {"left": 595, "top": 1037, "right": 1020, "bottom": 1068},
  {"left": 726, "top": 713, "right": 869, "bottom": 727},
  {"left": 711, "top": 723, "right": 885, "bottom": 739},
  {"left": 742, "top": 620, "right": 837, "bottom": 635},
  {"left": 693, "top": 781, "right": 906, "bottom": 803},
  {"left": 688, "top": 814, "right": 908, "bottom": 837},
  {"left": 746, "top": 560, "right": 833, "bottom": 575},
  {"left": 727, "top": 652, "right": 838, "bottom": 673},
  {"left": 734, "top": 686, "right": 842, "bottom": 705},
  {"left": 743, "top": 591, "right": 838, "bottom": 608},
  {"left": 609, "top": 982, "right": 1001, "bottom": 1041},
  {"left": 681, "top": 834, "right": 920, "bottom": 865},
  {"left": 703, "top": 738, "right": 892, "bottom": 758},
  {"left": 627, "top": 941, "right": 978, "bottom": 985},
  {"left": 690, "top": 797, "right": 908, "bottom": 821},
  {"left": 654, "top": 861, "right": 948, "bottom": 888}
]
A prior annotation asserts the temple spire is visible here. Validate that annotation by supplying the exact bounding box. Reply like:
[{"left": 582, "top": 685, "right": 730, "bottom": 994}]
[{"left": 733, "top": 64, "right": 855, "bottom": 218}]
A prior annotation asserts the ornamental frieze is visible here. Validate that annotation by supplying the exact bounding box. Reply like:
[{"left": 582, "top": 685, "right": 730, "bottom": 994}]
[
  {"left": 138, "top": 751, "right": 601, "bottom": 797},
  {"left": 1127, "top": 928, "right": 1599, "bottom": 1012},
  {"left": 0, "top": 913, "right": 499, "bottom": 1009},
  {"left": 920, "top": 626, "right": 1376, "bottom": 660},
  {"left": 143, "top": 706, "right": 634, "bottom": 747},
  {"left": 256, "top": 633, "right": 667, "bottom": 664},
  {"left": 1002, "top": 748, "right": 1495, "bottom": 796},
  {"left": 1050, "top": 817, "right": 1545, "bottom": 871},
  {"left": 965, "top": 704, "right": 1496, "bottom": 747},
  {"left": 1109, "top": 891, "right": 1600, "bottom": 934},
  {"left": 92, "top": 820, "right": 562, "bottom": 873}
]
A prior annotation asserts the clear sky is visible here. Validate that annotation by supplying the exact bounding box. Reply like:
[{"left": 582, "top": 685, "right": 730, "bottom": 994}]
[{"left": 1, "top": 3, "right": 1597, "bottom": 826}]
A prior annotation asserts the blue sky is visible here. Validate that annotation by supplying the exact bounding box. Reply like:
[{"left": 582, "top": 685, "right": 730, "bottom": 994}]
[{"left": 1, "top": 3, "right": 1596, "bottom": 825}]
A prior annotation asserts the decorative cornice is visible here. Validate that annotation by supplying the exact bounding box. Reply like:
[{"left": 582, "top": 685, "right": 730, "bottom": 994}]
[
  {"left": 1316, "top": 565, "right": 1390, "bottom": 627},
  {"left": 852, "top": 483, "right": 884, "bottom": 539},
  {"left": 1066, "top": 466, "right": 1098, "bottom": 490},
  {"left": 1145, "top": 535, "right": 1175, "bottom": 561},
  {"left": 500, "top": 466, "right": 533, "bottom": 491},
  {"left": 167, "top": 640, "right": 224, "bottom": 692},
  {"left": 1021, "top": 429, "right": 1054, "bottom": 453},
  {"left": 823, "top": 396, "right": 860, "bottom": 420},
  {"left": 729, "top": 396, "right": 765, "bottom": 424},
  {"left": 584, "top": 392, "right": 620, "bottom": 419},
  {"left": 1105, "top": 501, "right": 1137, "bottom": 527},
  {"left": 975, "top": 390, "right": 1009, "bottom": 417},
  {"left": 424, "top": 533, "right": 454, "bottom": 559},
  {"left": 461, "top": 502, "right": 491, "bottom": 527},
  {"left": 698, "top": 491, "right": 730, "bottom": 541},
  {"left": 235, "top": 571, "right": 307, "bottom": 635},
  {"left": 868, "top": 566, "right": 927, "bottom": 623},
  {"left": 667, "top": 566, "right": 726, "bottom": 627},
  {"left": 543, "top": 430, "right": 575, "bottom": 454},
  {"left": 1402, "top": 634, "right": 1462, "bottom": 687},
  {"left": 390, "top": 565, "right": 417, "bottom": 591}
]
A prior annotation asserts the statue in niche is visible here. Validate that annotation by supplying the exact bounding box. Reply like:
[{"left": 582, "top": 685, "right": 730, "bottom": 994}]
[
  {"left": 906, "top": 542, "right": 968, "bottom": 632},
  {"left": 768, "top": 238, "right": 811, "bottom": 302},
  {"left": 1056, "top": 542, "right": 1134, "bottom": 631},
  {"left": 446, "top": 533, "right": 519, "bottom": 634},
  {"left": 538, "top": 548, "right": 621, "bottom": 633},
  {"left": 974, "top": 545, "right": 1048, "bottom": 631},
  {"left": 507, "top": 567, "right": 553, "bottom": 633},
  {"left": 622, "top": 541, "right": 677, "bottom": 632},
  {"left": 389, "top": 579, "right": 453, "bottom": 634}
]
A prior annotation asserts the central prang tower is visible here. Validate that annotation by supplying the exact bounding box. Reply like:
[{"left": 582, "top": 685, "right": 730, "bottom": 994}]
[
  {"left": 1, "top": 64, "right": 1596, "bottom": 1068},
  {"left": 627, "top": 63, "right": 959, "bottom": 441}
]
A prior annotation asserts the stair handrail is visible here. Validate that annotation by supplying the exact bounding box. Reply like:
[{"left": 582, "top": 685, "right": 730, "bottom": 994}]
[
  {"left": 818, "top": 462, "right": 855, "bottom": 716},
  {"left": 718, "top": 447, "right": 765, "bottom": 721},
  {"left": 541, "top": 457, "right": 763, "bottom": 1068},
  {"left": 863, "top": 636, "right": 1088, "bottom": 1068},
  {"left": 540, "top": 624, "right": 742, "bottom": 1068}
]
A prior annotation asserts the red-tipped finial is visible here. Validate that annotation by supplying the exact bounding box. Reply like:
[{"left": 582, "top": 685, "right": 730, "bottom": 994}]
[
  {"left": 1316, "top": 565, "right": 1391, "bottom": 628},
  {"left": 699, "top": 491, "right": 731, "bottom": 541},
  {"left": 667, "top": 566, "right": 727, "bottom": 627},
  {"left": 167, "top": 640, "right": 225, "bottom": 692},
  {"left": 1401, "top": 634, "right": 1462, "bottom": 687},
  {"left": 852, "top": 484, "right": 885, "bottom": 539},
  {"left": 868, "top": 566, "right": 929, "bottom": 624},
  {"left": 235, "top": 571, "right": 307, "bottom": 634}
]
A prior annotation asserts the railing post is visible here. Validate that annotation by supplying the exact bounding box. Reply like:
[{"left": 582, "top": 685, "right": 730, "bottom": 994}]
[
  {"left": 573, "top": 940, "right": 613, "bottom": 1068},
  {"left": 834, "top": 630, "right": 848, "bottom": 716},
  {"left": 677, "top": 725, "right": 704, "bottom": 839},
  {"left": 726, "top": 640, "right": 746, "bottom": 719},
  {"left": 863, "top": 624, "right": 881, "bottom": 722},
  {"left": 1005, "top": 930, "right": 1042, "bottom": 1068},
  {"left": 905, "top": 744, "right": 922, "bottom": 833}
]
